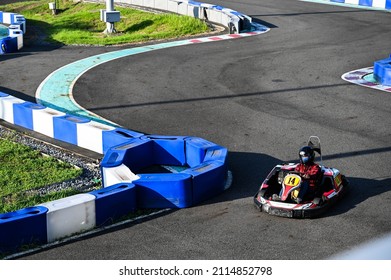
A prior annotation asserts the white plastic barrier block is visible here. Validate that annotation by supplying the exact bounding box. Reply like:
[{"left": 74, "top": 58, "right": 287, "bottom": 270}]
[
  {"left": 8, "top": 27, "right": 23, "bottom": 49},
  {"left": 115, "top": 0, "right": 132, "bottom": 5},
  {"left": 167, "top": 0, "right": 179, "bottom": 13},
  {"left": 345, "top": 0, "right": 360, "bottom": 4},
  {"left": 0, "top": 95, "right": 25, "bottom": 124},
  {"left": 220, "top": 13, "right": 230, "bottom": 27},
  {"left": 39, "top": 194, "right": 96, "bottom": 243},
  {"left": 102, "top": 163, "right": 140, "bottom": 187},
  {"left": 132, "top": 0, "right": 144, "bottom": 7},
  {"left": 208, "top": 9, "right": 223, "bottom": 25},
  {"left": 2, "top": 12, "right": 13, "bottom": 25},
  {"left": 177, "top": 1, "right": 189, "bottom": 15},
  {"left": 31, "top": 107, "right": 65, "bottom": 137},
  {"left": 373, "top": 0, "right": 386, "bottom": 8},
  {"left": 155, "top": 0, "right": 169, "bottom": 10},
  {"left": 143, "top": 0, "right": 156, "bottom": 8},
  {"left": 77, "top": 120, "right": 115, "bottom": 154}
]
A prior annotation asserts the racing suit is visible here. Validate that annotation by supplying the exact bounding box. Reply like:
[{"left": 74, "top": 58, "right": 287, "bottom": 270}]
[{"left": 294, "top": 162, "right": 322, "bottom": 201}]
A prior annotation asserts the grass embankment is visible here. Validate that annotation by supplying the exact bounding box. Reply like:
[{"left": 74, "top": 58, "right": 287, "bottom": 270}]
[
  {"left": 0, "top": 137, "right": 83, "bottom": 214},
  {"left": 0, "top": 0, "right": 209, "bottom": 46}
]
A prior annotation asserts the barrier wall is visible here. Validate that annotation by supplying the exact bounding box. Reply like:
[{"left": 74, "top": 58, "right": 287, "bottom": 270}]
[
  {"left": 0, "top": 11, "right": 25, "bottom": 54},
  {"left": 328, "top": 0, "right": 391, "bottom": 10},
  {"left": 90, "top": 183, "right": 137, "bottom": 227},
  {"left": 0, "top": 91, "right": 144, "bottom": 155},
  {"left": 0, "top": 91, "right": 229, "bottom": 254},
  {"left": 39, "top": 194, "right": 97, "bottom": 243},
  {"left": 107, "top": 0, "right": 253, "bottom": 33},
  {"left": 0, "top": 207, "right": 48, "bottom": 253},
  {"left": 101, "top": 135, "right": 228, "bottom": 208}
]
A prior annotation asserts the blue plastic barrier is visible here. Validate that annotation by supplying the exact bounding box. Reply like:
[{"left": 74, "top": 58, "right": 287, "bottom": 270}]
[
  {"left": 134, "top": 173, "right": 193, "bottom": 208},
  {"left": 12, "top": 14, "right": 26, "bottom": 33},
  {"left": 102, "top": 138, "right": 154, "bottom": 170},
  {"left": 360, "top": 0, "right": 374, "bottom": 6},
  {"left": 90, "top": 183, "right": 137, "bottom": 227},
  {"left": 102, "top": 128, "right": 144, "bottom": 154},
  {"left": 141, "top": 135, "right": 187, "bottom": 166},
  {"left": 182, "top": 160, "right": 228, "bottom": 204},
  {"left": 0, "top": 206, "right": 48, "bottom": 254},
  {"left": 204, "top": 145, "right": 228, "bottom": 163},
  {"left": 13, "top": 102, "right": 45, "bottom": 130},
  {"left": 0, "top": 11, "right": 25, "bottom": 54},
  {"left": 0, "top": 36, "right": 17, "bottom": 54},
  {"left": 53, "top": 114, "right": 90, "bottom": 145},
  {"left": 100, "top": 135, "right": 229, "bottom": 208},
  {"left": 374, "top": 56, "right": 391, "bottom": 86},
  {"left": 185, "top": 136, "right": 217, "bottom": 167}
]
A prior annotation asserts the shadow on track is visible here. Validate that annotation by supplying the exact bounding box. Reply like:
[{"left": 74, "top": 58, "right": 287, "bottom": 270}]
[
  {"left": 86, "top": 82, "right": 351, "bottom": 112},
  {"left": 0, "top": 86, "right": 35, "bottom": 103}
]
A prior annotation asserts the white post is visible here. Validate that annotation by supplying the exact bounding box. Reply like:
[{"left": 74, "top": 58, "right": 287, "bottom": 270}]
[{"left": 104, "top": 0, "right": 116, "bottom": 34}]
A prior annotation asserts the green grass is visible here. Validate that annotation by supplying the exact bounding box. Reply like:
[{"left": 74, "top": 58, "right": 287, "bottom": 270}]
[
  {"left": 0, "top": 0, "right": 209, "bottom": 46},
  {"left": 0, "top": 138, "right": 84, "bottom": 214}
]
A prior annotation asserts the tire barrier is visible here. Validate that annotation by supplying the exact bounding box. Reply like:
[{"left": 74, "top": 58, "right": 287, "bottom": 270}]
[
  {"left": 0, "top": 92, "right": 229, "bottom": 254},
  {"left": 327, "top": 0, "right": 391, "bottom": 10},
  {"left": 0, "top": 11, "right": 25, "bottom": 54},
  {"left": 374, "top": 55, "right": 391, "bottom": 86}
]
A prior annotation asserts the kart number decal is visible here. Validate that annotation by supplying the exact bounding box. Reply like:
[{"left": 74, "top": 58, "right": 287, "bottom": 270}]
[
  {"left": 335, "top": 173, "right": 342, "bottom": 186},
  {"left": 283, "top": 174, "right": 301, "bottom": 187}
]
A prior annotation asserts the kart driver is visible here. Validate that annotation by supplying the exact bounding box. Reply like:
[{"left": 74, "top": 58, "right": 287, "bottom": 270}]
[{"left": 294, "top": 146, "right": 322, "bottom": 203}]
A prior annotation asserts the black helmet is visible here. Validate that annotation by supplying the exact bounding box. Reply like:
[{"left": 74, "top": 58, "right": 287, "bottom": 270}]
[{"left": 299, "top": 146, "right": 315, "bottom": 164}]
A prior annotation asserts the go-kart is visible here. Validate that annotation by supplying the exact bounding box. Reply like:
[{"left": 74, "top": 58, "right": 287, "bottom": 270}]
[{"left": 253, "top": 136, "right": 349, "bottom": 218}]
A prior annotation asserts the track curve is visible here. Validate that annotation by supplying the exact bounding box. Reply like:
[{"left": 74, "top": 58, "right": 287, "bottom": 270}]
[{"left": 2, "top": 0, "right": 391, "bottom": 259}]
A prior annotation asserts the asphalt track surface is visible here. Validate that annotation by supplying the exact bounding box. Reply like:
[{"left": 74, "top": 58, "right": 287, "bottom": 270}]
[{"left": 1, "top": 0, "right": 391, "bottom": 259}]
